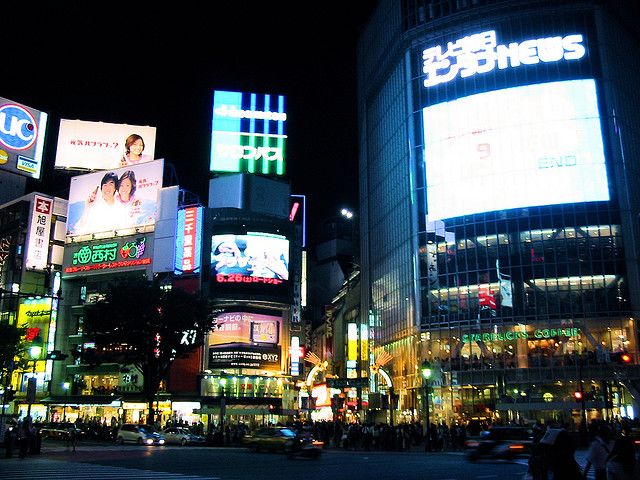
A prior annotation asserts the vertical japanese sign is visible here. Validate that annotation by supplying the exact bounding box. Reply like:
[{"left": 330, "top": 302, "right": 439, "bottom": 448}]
[
  {"left": 25, "top": 195, "right": 53, "bottom": 271},
  {"left": 175, "top": 206, "right": 203, "bottom": 275}
]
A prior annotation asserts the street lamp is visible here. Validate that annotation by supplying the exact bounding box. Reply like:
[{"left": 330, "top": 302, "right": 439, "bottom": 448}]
[
  {"left": 26, "top": 339, "right": 43, "bottom": 418},
  {"left": 422, "top": 361, "right": 432, "bottom": 452}
]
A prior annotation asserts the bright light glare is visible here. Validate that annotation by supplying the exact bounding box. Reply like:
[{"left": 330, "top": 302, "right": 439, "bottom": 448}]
[{"left": 341, "top": 208, "right": 354, "bottom": 219}]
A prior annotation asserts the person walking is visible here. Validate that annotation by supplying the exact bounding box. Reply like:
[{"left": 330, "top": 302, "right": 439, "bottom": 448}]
[
  {"left": 583, "top": 424, "right": 614, "bottom": 480},
  {"left": 606, "top": 434, "right": 639, "bottom": 480}
]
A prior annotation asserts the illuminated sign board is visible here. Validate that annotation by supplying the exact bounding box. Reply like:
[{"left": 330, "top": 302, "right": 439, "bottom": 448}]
[
  {"left": 462, "top": 327, "right": 579, "bottom": 343},
  {"left": 423, "top": 79, "right": 609, "bottom": 220},
  {"left": 175, "top": 206, "right": 203, "bottom": 275},
  {"left": 18, "top": 298, "right": 53, "bottom": 360},
  {"left": 208, "top": 344, "right": 280, "bottom": 369},
  {"left": 211, "top": 232, "right": 289, "bottom": 283},
  {"left": 55, "top": 119, "right": 156, "bottom": 171},
  {"left": 24, "top": 195, "right": 53, "bottom": 271},
  {"left": 209, "top": 311, "right": 280, "bottom": 346},
  {"left": 66, "top": 159, "right": 164, "bottom": 239},
  {"left": 62, "top": 235, "right": 152, "bottom": 276},
  {"left": 0, "top": 96, "right": 48, "bottom": 179},
  {"left": 422, "top": 30, "right": 585, "bottom": 88},
  {"left": 210, "top": 90, "right": 286, "bottom": 176}
]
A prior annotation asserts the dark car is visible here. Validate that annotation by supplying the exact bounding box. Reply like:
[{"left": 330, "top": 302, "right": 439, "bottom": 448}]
[
  {"left": 465, "top": 426, "right": 533, "bottom": 461},
  {"left": 38, "top": 422, "right": 85, "bottom": 441}
]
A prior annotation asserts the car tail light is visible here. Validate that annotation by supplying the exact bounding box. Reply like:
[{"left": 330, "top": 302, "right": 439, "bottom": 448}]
[
  {"left": 465, "top": 440, "right": 479, "bottom": 448},
  {"left": 508, "top": 444, "right": 525, "bottom": 451}
]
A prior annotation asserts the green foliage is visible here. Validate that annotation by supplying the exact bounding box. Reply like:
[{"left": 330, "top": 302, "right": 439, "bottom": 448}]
[
  {"left": 0, "top": 322, "right": 28, "bottom": 383},
  {"left": 83, "top": 277, "right": 215, "bottom": 422}
]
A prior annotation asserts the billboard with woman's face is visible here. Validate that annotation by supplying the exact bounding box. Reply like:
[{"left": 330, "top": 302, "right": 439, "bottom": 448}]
[
  {"left": 66, "top": 159, "right": 164, "bottom": 239},
  {"left": 55, "top": 119, "right": 156, "bottom": 171}
]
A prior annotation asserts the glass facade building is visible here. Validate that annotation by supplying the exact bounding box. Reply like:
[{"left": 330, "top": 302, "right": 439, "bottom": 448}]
[{"left": 358, "top": 0, "right": 640, "bottom": 426}]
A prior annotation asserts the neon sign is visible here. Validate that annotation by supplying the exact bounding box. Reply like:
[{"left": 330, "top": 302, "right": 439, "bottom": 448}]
[
  {"left": 422, "top": 30, "right": 585, "bottom": 87},
  {"left": 462, "top": 327, "right": 579, "bottom": 343},
  {"left": 64, "top": 237, "right": 151, "bottom": 273}
]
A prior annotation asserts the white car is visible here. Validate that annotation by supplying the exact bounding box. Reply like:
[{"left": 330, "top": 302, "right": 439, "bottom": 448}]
[
  {"left": 116, "top": 424, "right": 165, "bottom": 445},
  {"left": 161, "top": 427, "right": 206, "bottom": 446}
]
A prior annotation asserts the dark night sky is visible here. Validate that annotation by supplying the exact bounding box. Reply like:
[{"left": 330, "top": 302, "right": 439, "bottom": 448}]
[{"left": 3, "top": 2, "right": 379, "bottom": 250}]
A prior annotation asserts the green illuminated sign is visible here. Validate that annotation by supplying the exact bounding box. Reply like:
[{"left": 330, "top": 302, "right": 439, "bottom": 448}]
[{"left": 462, "top": 327, "right": 579, "bottom": 343}]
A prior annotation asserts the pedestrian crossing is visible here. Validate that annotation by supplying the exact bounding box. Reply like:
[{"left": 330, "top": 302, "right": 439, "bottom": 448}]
[{"left": 1, "top": 457, "right": 219, "bottom": 479}]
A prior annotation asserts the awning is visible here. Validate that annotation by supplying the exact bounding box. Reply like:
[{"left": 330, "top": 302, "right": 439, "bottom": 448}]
[
  {"left": 39, "top": 395, "right": 122, "bottom": 406},
  {"left": 197, "top": 404, "right": 279, "bottom": 415}
]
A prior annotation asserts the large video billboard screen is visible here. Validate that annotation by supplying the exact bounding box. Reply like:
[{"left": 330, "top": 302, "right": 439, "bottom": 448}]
[
  {"left": 208, "top": 310, "right": 281, "bottom": 369},
  {"left": 210, "top": 90, "right": 286, "bottom": 176},
  {"left": 0, "top": 96, "right": 48, "bottom": 179},
  {"left": 423, "top": 79, "right": 609, "bottom": 220},
  {"left": 55, "top": 119, "right": 156, "bottom": 171},
  {"left": 66, "top": 159, "right": 164, "bottom": 238}
]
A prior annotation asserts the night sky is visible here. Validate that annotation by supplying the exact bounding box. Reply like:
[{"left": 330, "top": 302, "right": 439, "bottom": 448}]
[{"left": 3, "top": 2, "right": 379, "bottom": 250}]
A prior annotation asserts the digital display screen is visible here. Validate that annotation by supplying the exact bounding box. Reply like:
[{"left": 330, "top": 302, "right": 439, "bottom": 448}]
[
  {"left": 211, "top": 232, "right": 289, "bottom": 283},
  {"left": 423, "top": 79, "right": 609, "bottom": 220},
  {"left": 210, "top": 90, "right": 286, "bottom": 176}
]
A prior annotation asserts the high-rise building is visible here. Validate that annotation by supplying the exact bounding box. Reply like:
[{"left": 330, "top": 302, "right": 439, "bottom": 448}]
[{"left": 358, "top": 0, "right": 640, "bottom": 426}]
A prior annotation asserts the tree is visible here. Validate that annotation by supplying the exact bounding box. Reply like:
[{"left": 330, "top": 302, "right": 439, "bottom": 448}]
[
  {"left": 83, "top": 277, "right": 214, "bottom": 425},
  {"left": 0, "top": 322, "right": 27, "bottom": 417}
]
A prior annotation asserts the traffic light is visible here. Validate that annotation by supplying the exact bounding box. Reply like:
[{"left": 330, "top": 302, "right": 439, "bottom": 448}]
[
  {"left": 611, "top": 351, "right": 633, "bottom": 364},
  {"left": 574, "top": 391, "right": 583, "bottom": 401},
  {"left": 619, "top": 353, "right": 632, "bottom": 364}
]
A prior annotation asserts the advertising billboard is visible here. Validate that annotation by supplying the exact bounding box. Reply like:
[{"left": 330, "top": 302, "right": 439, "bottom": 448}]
[
  {"left": 24, "top": 195, "right": 53, "bottom": 271},
  {"left": 175, "top": 206, "right": 203, "bottom": 275},
  {"left": 55, "top": 119, "right": 156, "bottom": 171},
  {"left": 0, "top": 96, "right": 48, "bottom": 179},
  {"left": 211, "top": 231, "right": 289, "bottom": 283},
  {"left": 62, "top": 234, "right": 153, "bottom": 277},
  {"left": 210, "top": 90, "right": 286, "bottom": 176},
  {"left": 208, "top": 311, "right": 281, "bottom": 369},
  {"left": 66, "top": 159, "right": 164, "bottom": 238},
  {"left": 18, "top": 298, "right": 53, "bottom": 360},
  {"left": 423, "top": 79, "right": 609, "bottom": 220}
]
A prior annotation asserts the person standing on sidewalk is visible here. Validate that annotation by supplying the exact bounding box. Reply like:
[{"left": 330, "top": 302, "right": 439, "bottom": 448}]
[
  {"left": 606, "top": 434, "right": 639, "bottom": 480},
  {"left": 582, "top": 424, "right": 614, "bottom": 480}
]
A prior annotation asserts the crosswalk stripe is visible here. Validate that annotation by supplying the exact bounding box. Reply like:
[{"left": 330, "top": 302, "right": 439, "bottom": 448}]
[{"left": 1, "top": 457, "right": 219, "bottom": 479}]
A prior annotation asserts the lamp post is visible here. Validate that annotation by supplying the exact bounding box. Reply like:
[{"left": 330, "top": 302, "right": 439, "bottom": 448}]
[
  {"left": 26, "top": 342, "right": 43, "bottom": 418},
  {"left": 422, "top": 361, "right": 432, "bottom": 452}
]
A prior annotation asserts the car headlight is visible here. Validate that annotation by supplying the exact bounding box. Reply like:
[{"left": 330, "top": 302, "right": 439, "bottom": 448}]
[{"left": 145, "top": 438, "right": 153, "bottom": 445}]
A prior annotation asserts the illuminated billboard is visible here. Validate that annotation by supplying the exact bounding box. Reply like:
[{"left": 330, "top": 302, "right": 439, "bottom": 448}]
[
  {"left": 55, "top": 119, "right": 156, "bottom": 171},
  {"left": 18, "top": 298, "right": 53, "bottom": 360},
  {"left": 208, "top": 311, "right": 281, "bottom": 369},
  {"left": 175, "top": 206, "right": 203, "bottom": 275},
  {"left": 423, "top": 79, "right": 609, "bottom": 220},
  {"left": 210, "top": 90, "right": 286, "bottom": 176},
  {"left": 62, "top": 235, "right": 153, "bottom": 277},
  {"left": 66, "top": 159, "right": 164, "bottom": 238},
  {"left": 0, "top": 96, "right": 48, "bottom": 179},
  {"left": 211, "top": 232, "right": 289, "bottom": 283},
  {"left": 24, "top": 195, "right": 53, "bottom": 271}
]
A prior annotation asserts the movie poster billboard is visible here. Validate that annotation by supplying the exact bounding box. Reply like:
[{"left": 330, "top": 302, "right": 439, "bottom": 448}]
[
  {"left": 0, "top": 96, "right": 48, "bottom": 179},
  {"left": 210, "top": 90, "right": 286, "bottom": 176},
  {"left": 66, "top": 159, "right": 164, "bottom": 238},
  {"left": 54, "top": 119, "right": 156, "bottom": 171}
]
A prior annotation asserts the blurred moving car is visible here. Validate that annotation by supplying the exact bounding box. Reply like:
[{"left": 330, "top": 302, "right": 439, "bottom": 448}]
[
  {"left": 243, "top": 426, "right": 322, "bottom": 458},
  {"left": 162, "top": 427, "right": 206, "bottom": 446},
  {"left": 465, "top": 426, "right": 533, "bottom": 461},
  {"left": 116, "top": 424, "right": 165, "bottom": 445}
]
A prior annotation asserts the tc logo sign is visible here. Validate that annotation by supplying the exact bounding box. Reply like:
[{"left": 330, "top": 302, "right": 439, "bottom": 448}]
[{"left": 0, "top": 103, "right": 37, "bottom": 150}]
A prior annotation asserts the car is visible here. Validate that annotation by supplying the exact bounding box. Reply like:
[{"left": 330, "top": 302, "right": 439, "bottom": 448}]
[
  {"left": 162, "top": 427, "right": 206, "bottom": 446},
  {"left": 242, "top": 426, "right": 299, "bottom": 453},
  {"left": 116, "top": 423, "right": 165, "bottom": 445},
  {"left": 37, "top": 422, "right": 84, "bottom": 441},
  {"left": 465, "top": 426, "right": 533, "bottom": 461}
]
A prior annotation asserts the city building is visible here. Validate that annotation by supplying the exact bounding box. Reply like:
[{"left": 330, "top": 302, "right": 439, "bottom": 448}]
[{"left": 357, "top": 0, "right": 640, "bottom": 427}]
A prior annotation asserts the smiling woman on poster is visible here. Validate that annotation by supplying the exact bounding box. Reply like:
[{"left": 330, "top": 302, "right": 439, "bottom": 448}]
[{"left": 119, "top": 133, "right": 152, "bottom": 167}]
